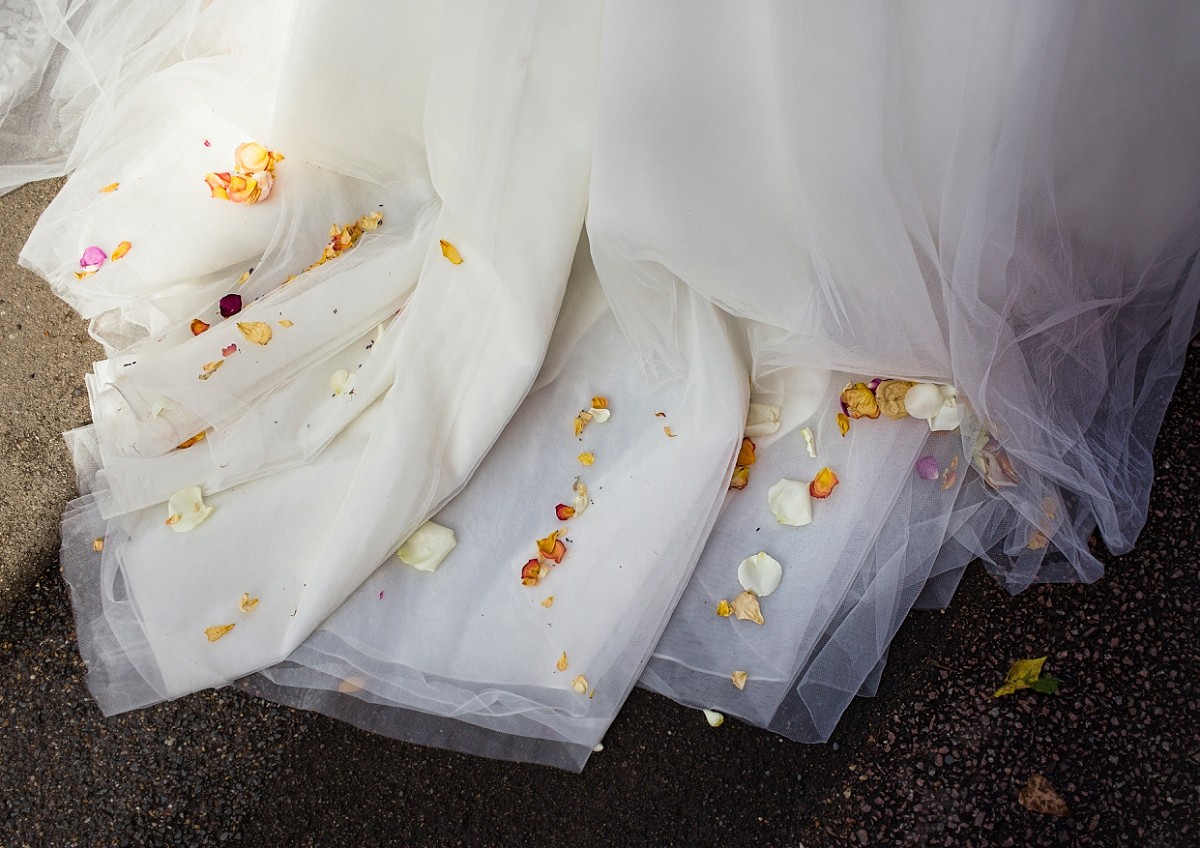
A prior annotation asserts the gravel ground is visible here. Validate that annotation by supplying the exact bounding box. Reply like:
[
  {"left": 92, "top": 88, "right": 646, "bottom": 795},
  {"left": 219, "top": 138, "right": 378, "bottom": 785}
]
[{"left": 0, "top": 257, "right": 1196, "bottom": 844}]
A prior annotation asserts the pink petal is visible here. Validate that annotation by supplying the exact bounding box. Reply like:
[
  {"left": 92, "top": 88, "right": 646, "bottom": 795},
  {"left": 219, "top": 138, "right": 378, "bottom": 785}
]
[{"left": 915, "top": 455, "right": 939, "bottom": 480}]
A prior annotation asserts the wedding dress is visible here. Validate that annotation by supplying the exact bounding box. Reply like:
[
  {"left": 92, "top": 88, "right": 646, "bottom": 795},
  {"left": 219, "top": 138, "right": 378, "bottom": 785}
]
[{"left": 6, "top": 0, "right": 1199, "bottom": 771}]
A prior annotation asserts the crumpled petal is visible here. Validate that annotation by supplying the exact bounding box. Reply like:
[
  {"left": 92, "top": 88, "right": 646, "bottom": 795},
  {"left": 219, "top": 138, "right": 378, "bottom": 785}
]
[
  {"left": 809, "top": 467, "right": 839, "bottom": 499},
  {"left": 219, "top": 293, "right": 242, "bottom": 318},
  {"left": 571, "top": 675, "right": 589, "bottom": 694},
  {"left": 729, "top": 466, "right": 750, "bottom": 490},
  {"left": 110, "top": 241, "right": 132, "bottom": 261},
  {"left": 330, "top": 369, "right": 353, "bottom": 395},
  {"left": 239, "top": 593, "right": 259, "bottom": 613},
  {"left": 190, "top": 318, "right": 210, "bottom": 336},
  {"left": 874, "top": 380, "right": 914, "bottom": 419},
  {"left": 737, "top": 437, "right": 756, "bottom": 466},
  {"left": 801, "top": 427, "right": 817, "bottom": 458},
  {"left": 837, "top": 413, "right": 850, "bottom": 437},
  {"left": 204, "top": 624, "right": 235, "bottom": 642},
  {"left": 731, "top": 591, "right": 764, "bottom": 625},
  {"left": 236, "top": 321, "right": 273, "bottom": 346},
  {"left": 588, "top": 407, "right": 611, "bottom": 423},
  {"left": 744, "top": 402, "right": 781, "bottom": 438},
  {"left": 928, "top": 386, "right": 961, "bottom": 432},
  {"left": 737, "top": 551, "right": 783, "bottom": 596},
  {"left": 395, "top": 521, "right": 457, "bottom": 573},
  {"left": 731, "top": 671, "right": 748, "bottom": 690},
  {"left": 767, "top": 479, "right": 812, "bottom": 527},
  {"left": 715, "top": 599, "right": 732, "bottom": 617},
  {"left": 840, "top": 382, "right": 880, "bottom": 419},
  {"left": 571, "top": 478, "right": 589, "bottom": 515},
  {"left": 555, "top": 503, "right": 576, "bottom": 521},
  {"left": 165, "top": 486, "right": 214, "bottom": 533}
]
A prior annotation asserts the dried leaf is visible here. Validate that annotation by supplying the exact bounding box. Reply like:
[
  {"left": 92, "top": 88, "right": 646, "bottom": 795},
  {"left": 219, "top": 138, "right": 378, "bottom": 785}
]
[
  {"left": 840, "top": 382, "right": 880, "bottom": 419},
  {"left": 198, "top": 360, "right": 224, "bottom": 380},
  {"left": 875, "top": 380, "right": 915, "bottom": 419},
  {"left": 557, "top": 652, "right": 569, "bottom": 672},
  {"left": 664, "top": 426, "right": 677, "bottom": 438},
  {"left": 571, "top": 675, "right": 589, "bottom": 694},
  {"left": 190, "top": 318, "right": 210, "bottom": 336},
  {"left": 278, "top": 319, "right": 294, "bottom": 328},
  {"left": 236, "top": 321, "right": 273, "bottom": 346},
  {"left": 731, "top": 591, "right": 764, "bottom": 625},
  {"left": 994, "top": 656, "right": 1048, "bottom": 697},
  {"left": 809, "top": 467, "right": 839, "bottom": 499},
  {"left": 737, "top": 437, "right": 757, "bottom": 466},
  {"left": 204, "top": 624, "right": 235, "bottom": 642},
  {"left": 92, "top": 537, "right": 104, "bottom": 552},
  {"left": 111, "top": 241, "right": 132, "bottom": 261},
  {"left": 541, "top": 596, "right": 555, "bottom": 608},
  {"left": 578, "top": 452, "right": 595, "bottom": 466},
  {"left": 1018, "top": 774, "right": 1071, "bottom": 817},
  {"left": 729, "top": 466, "right": 751, "bottom": 490},
  {"left": 555, "top": 503, "right": 576, "bottom": 521},
  {"left": 715, "top": 599, "right": 733, "bottom": 618},
  {"left": 440, "top": 239, "right": 463, "bottom": 264},
  {"left": 239, "top": 593, "right": 259, "bottom": 613},
  {"left": 99, "top": 182, "right": 119, "bottom": 193},
  {"left": 731, "top": 671, "right": 748, "bottom": 690},
  {"left": 737, "top": 552, "right": 783, "bottom": 597},
  {"left": 703, "top": 709, "right": 725, "bottom": 727}
]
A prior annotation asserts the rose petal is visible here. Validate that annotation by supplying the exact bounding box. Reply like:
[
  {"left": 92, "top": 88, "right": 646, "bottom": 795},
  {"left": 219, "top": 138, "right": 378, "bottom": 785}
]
[
  {"left": 330, "top": 369, "right": 352, "bottom": 395},
  {"left": 219, "top": 293, "right": 242, "bottom": 318},
  {"left": 589, "top": 407, "right": 611, "bottom": 423},
  {"left": 875, "top": 380, "right": 914, "bottom": 419},
  {"left": 541, "top": 596, "right": 554, "bottom": 608},
  {"left": 395, "top": 521, "right": 457, "bottom": 572},
  {"left": 204, "top": 172, "right": 231, "bottom": 200},
  {"left": 903, "top": 383, "right": 944, "bottom": 420},
  {"left": 729, "top": 466, "right": 750, "bottom": 490},
  {"left": 571, "top": 675, "right": 589, "bottom": 694},
  {"left": 571, "top": 478, "right": 589, "bottom": 515},
  {"left": 521, "top": 559, "right": 545, "bottom": 586},
  {"left": 204, "top": 624, "right": 235, "bottom": 642},
  {"left": 809, "top": 467, "right": 839, "bottom": 499},
  {"left": 92, "top": 537, "right": 104, "bottom": 552},
  {"left": 79, "top": 246, "right": 107, "bottom": 271},
  {"left": 715, "top": 599, "right": 732, "bottom": 617},
  {"left": 198, "top": 360, "right": 223, "bottom": 380},
  {"left": 731, "top": 671, "right": 748, "bottom": 690},
  {"left": 928, "top": 393, "right": 961, "bottom": 432},
  {"left": 731, "top": 591, "right": 764, "bottom": 625},
  {"left": 915, "top": 455, "right": 939, "bottom": 480},
  {"left": 190, "top": 319, "right": 210, "bottom": 335},
  {"left": 175, "top": 431, "right": 207, "bottom": 450},
  {"left": 110, "top": 241, "right": 131, "bottom": 261},
  {"left": 744, "top": 403, "right": 781, "bottom": 438},
  {"left": 574, "top": 411, "right": 592, "bottom": 437},
  {"left": 239, "top": 593, "right": 259, "bottom": 613},
  {"left": 555, "top": 503, "right": 576, "bottom": 521},
  {"left": 278, "top": 319, "right": 294, "bottom": 328},
  {"left": 99, "top": 182, "right": 119, "bottom": 193},
  {"left": 165, "top": 486, "right": 214, "bottom": 532},
  {"left": 767, "top": 479, "right": 813, "bottom": 527},
  {"left": 801, "top": 427, "right": 817, "bottom": 458},
  {"left": 578, "top": 452, "right": 595, "bottom": 466},
  {"left": 703, "top": 709, "right": 725, "bottom": 727},
  {"left": 942, "top": 456, "right": 960, "bottom": 490},
  {"left": 840, "top": 382, "right": 880, "bottom": 420},
  {"left": 221, "top": 343, "right": 238, "bottom": 357},
  {"left": 439, "top": 240, "right": 464, "bottom": 264},
  {"left": 737, "top": 551, "right": 783, "bottom": 596},
  {"left": 737, "top": 437, "right": 757, "bottom": 467},
  {"left": 557, "top": 652, "right": 569, "bottom": 672},
  {"left": 837, "top": 413, "right": 851, "bottom": 437},
  {"left": 664, "top": 426, "right": 677, "bottom": 438},
  {"left": 236, "top": 321, "right": 273, "bottom": 346},
  {"left": 591, "top": 396, "right": 608, "bottom": 410}
]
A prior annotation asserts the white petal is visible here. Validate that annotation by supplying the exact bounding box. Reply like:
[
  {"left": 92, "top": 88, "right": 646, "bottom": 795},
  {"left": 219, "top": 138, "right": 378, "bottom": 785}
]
[
  {"left": 588, "top": 407, "right": 611, "bottom": 423},
  {"left": 744, "top": 402, "right": 781, "bottom": 437},
  {"left": 703, "top": 709, "right": 725, "bottom": 727},
  {"left": 572, "top": 478, "right": 589, "bottom": 515},
  {"left": 165, "top": 486, "right": 213, "bottom": 533},
  {"left": 737, "top": 551, "right": 783, "bottom": 597},
  {"left": 395, "top": 521, "right": 457, "bottom": 572},
  {"left": 801, "top": 427, "right": 817, "bottom": 458},
  {"left": 904, "top": 383, "right": 945, "bottom": 419},
  {"left": 592, "top": 743, "right": 604, "bottom": 753},
  {"left": 766, "top": 479, "right": 812, "bottom": 528},
  {"left": 150, "top": 398, "right": 176, "bottom": 419},
  {"left": 330, "top": 369, "right": 352, "bottom": 395},
  {"left": 928, "top": 396, "right": 961, "bottom": 432}
]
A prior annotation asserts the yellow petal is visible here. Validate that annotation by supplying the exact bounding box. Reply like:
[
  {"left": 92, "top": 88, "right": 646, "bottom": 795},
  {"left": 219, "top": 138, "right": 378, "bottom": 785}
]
[
  {"left": 715, "top": 599, "right": 732, "bottom": 617},
  {"left": 92, "top": 537, "right": 104, "bottom": 552},
  {"left": 236, "top": 321, "right": 273, "bottom": 346},
  {"left": 541, "top": 596, "right": 555, "bottom": 608},
  {"left": 729, "top": 466, "right": 750, "bottom": 491},
  {"left": 165, "top": 486, "right": 214, "bottom": 532},
  {"left": 204, "top": 624, "right": 235, "bottom": 642},
  {"left": 99, "top": 182, "right": 119, "bottom": 193},
  {"left": 198, "top": 360, "right": 224, "bottom": 380},
  {"left": 591, "top": 396, "right": 608, "bottom": 410},
  {"left": 837, "top": 413, "right": 851, "bottom": 437},
  {"left": 731, "top": 591, "right": 764, "bottom": 625},
  {"left": 110, "top": 241, "right": 132, "bottom": 261},
  {"left": 731, "top": 671, "right": 748, "bottom": 690},
  {"left": 574, "top": 411, "right": 592, "bottom": 437},
  {"left": 1028, "top": 531, "right": 1049, "bottom": 550},
  {"left": 840, "top": 382, "right": 880, "bottom": 420},
  {"left": 874, "top": 380, "right": 915, "bottom": 420},
  {"left": 278, "top": 319, "right": 294, "bottom": 328},
  {"left": 557, "top": 652, "right": 569, "bottom": 672},
  {"left": 994, "top": 656, "right": 1048, "bottom": 697},
  {"left": 395, "top": 521, "right": 457, "bottom": 572},
  {"left": 571, "top": 675, "right": 589, "bottom": 694},
  {"left": 578, "top": 452, "right": 595, "bottom": 466},
  {"left": 236, "top": 270, "right": 251, "bottom": 285},
  {"left": 338, "top": 677, "right": 365, "bottom": 694},
  {"left": 440, "top": 239, "right": 463, "bottom": 264},
  {"left": 737, "top": 437, "right": 757, "bottom": 466},
  {"left": 239, "top": 593, "right": 260, "bottom": 614},
  {"left": 664, "top": 426, "right": 676, "bottom": 438}
]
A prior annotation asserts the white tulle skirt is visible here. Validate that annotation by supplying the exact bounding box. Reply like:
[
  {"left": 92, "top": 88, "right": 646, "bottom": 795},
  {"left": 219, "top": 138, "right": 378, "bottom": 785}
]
[{"left": 9, "top": 0, "right": 1200, "bottom": 771}]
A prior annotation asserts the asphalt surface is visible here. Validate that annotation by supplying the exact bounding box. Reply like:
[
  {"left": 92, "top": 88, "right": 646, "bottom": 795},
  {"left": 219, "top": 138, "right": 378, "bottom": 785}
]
[{"left": 0, "top": 179, "right": 1197, "bottom": 846}]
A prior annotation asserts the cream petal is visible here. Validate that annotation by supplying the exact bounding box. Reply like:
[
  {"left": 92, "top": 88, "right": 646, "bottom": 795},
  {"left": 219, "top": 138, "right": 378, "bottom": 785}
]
[
  {"left": 588, "top": 407, "right": 611, "bottom": 423},
  {"left": 904, "top": 383, "right": 945, "bottom": 419},
  {"left": 330, "top": 369, "right": 353, "bottom": 395},
  {"left": 703, "top": 709, "right": 725, "bottom": 727},
  {"left": 928, "top": 395, "right": 961, "bottom": 431},
  {"left": 571, "top": 478, "right": 589, "bottom": 515},
  {"left": 165, "top": 486, "right": 213, "bottom": 533},
  {"left": 395, "top": 521, "right": 457, "bottom": 573},
  {"left": 801, "top": 427, "right": 817, "bottom": 458},
  {"left": 766, "top": 479, "right": 812, "bottom": 528},
  {"left": 744, "top": 402, "right": 781, "bottom": 438},
  {"left": 737, "top": 551, "right": 783, "bottom": 597},
  {"left": 150, "top": 398, "right": 176, "bottom": 419}
]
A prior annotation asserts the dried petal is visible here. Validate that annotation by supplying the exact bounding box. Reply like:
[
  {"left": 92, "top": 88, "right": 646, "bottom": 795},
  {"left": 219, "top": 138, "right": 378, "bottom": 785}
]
[
  {"left": 227, "top": 172, "right": 269, "bottom": 204},
  {"left": 801, "top": 427, "right": 817, "bottom": 458},
  {"left": 73, "top": 271, "right": 95, "bottom": 281},
  {"left": 744, "top": 403, "right": 782, "bottom": 438},
  {"left": 92, "top": 537, "right": 104, "bottom": 552},
  {"left": 571, "top": 478, "right": 589, "bottom": 516},
  {"left": 359, "top": 211, "right": 383, "bottom": 231},
  {"left": 337, "top": 677, "right": 364, "bottom": 694},
  {"left": 79, "top": 245, "right": 107, "bottom": 272},
  {"left": 239, "top": 593, "right": 259, "bottom": 613},
  {"left": 278, "top": 319, "right": 294, "bottom": 328},
  {"left": 915, "top": 455, "right": 939, "bottom": 480},
  {"left": 974, "top": 432, "right": 1020, "bottom": 489},
  {"left": 233, "top": 141, "right": 284, "bottom": 174},
  {"left": 521, "top": 559, "right": 544, "bottom": 586},
  {"left": 664, "top": 426, "right": 676, "bottom": 438},
  {"left": 715, "top": 599, "right": 733, "bottom": 617},
  {"left": 809, "top": 467, "right": 839, "bottom": 499},
  {"left": 767, "top": 479, "right": 812, "bottom": 527},
  {"left": 110, "top": 241, "right": 131, "bottom": 261},
  {"left": 541, "top": 596, "right": 554, "bottom": 608},
  {"left": 555, "top": 503, "right": 576, "bottom": 521},
  {"left": 219, "top": 293, "right": 242, "bottom": 318},
  {"left": 204, "top": 624, "right": 235, "bottom": 642},
  {"left": 1028, "top": 531, "right": 1049, "bottom": 551},
  {"left": 731, "top": 671, "right": 748, "bottom": 690},
  {"left": 439, "top": 239, "right": 463, "bottom": 264},
  {"left": 165, "top": 486, "right": 214, "bottom": 532},
  {"left": 204, "top": 171, "right": 232, "bottom": 200},
  {"left": 198, "top": 360, "right": 224, "bottom": 380},
  {"left": 589, "top": 407, "right": 611, "bottom": 423},
  {"left": 175, "top": 431, "right": 207, "bottom": 450},
  {"left": 731, "top": 591, "right": 764, "bottom": 625},
  {"left": 703, "top": 709, "right": 725, "bottom": 727},
  {"left": 578, "top": 452, "right": 595, "bottom": 466},
  {"left": 221, "top": 343, "right": 238, "bottom": 357},
  {"left": 556, "top": 652, "right": 569, "bottom": 672},
  {"left": 994, "top": 656, "right": 1048, "bottom": 697},
  {"left": 840, "top": 382, "right": 880, "bottom": 420},
  {"left": 573, "top": 411, "right": 592, "bottom": 437},
  {"left": 396, "top": 521, "right": 457, "bottom": 572},
  {"left": 837, "top": 412, "right": 851, "bottom": 437},
  {"left": 737, "top": 437, "right": 757, "bottom": 466},
  {"left": 729, "top": 466, "right": 750, "bottom": 490},
  {"left": 591, "top": 396, "right": 608, "bottom": 410},
  {"left": 654, "top": 411, "right": 666, "bottom": 418},
  {"left": 904, "top": 383, "right": 944, "bottom": 420},
  {"left": 537, "top": 532, "right": 567, "bottom": 564},
  {"left": 571, "top": 675, "right": 588, "bottom": 694},
  {"left": 330, "top": 369, "right": 352, "bottom": 395},
  {"left": 738, "top": 551, "right": 783, "bottom": 596},
  {"left": 875, "top": 380, "right": 914, "bottom": 419},
  {"left": 1018, "top": 775, "right": 1071, "bottom": 817},
  {"left": 928, "top": 386, "right": 961, "bottom": 432},
  {"left": 99, "top": 182, "right": 119, "bottom": 193},
  {"left": 190, "top": 318, "right": 210, "bottom": 336},
  {"left": 236, "top": 321, "right": 273, "bottom": 346}
]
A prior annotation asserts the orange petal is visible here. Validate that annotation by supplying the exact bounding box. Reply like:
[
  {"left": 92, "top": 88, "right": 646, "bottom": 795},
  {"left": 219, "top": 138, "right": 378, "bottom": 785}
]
[
  {"left": 737, "top": 437, "right": 757, "bottom": 467},
  {"left": 555, "top": 504, "right": 576, "bottom": 521},
  {"left": 99, "top": 182, "right": 119, "bottom": 193},
  {"left": 204, "top": 172, "right": 231, "bottom": 200},
  {"left": 175, "top": 431, "right": 207, "bottom": 450},
  {"left": 190, "top": 318, "right": 210, "bottom": 336},
  {"left": 591, "top": 396, "right": 608, "bottom": 410},
  {"left": 439, "top": 239, "right": 463, "bottom": 264},
  {"left": 556, "top": 652, "right": 569, "bottom": 672},
  {"left": 521, "top": 558, "right": 543, "bottom": 586},
  {"left": 837, "top": 413, "right": 851, "bottom": 437},
  {"left": 110, "top": 241, "right": 132, "bottom": 261},
  {"left": 809, "top": 467, "right": 839, "bottom": 499},
  {"left": 840, "top": 382, "right": 880, "bottom": 420},
  {"left": 729, "top": 466, "right": 750, "bottom": 490},
  {"left": 716, "top": 599, "right": 732, "bottom": 617}
]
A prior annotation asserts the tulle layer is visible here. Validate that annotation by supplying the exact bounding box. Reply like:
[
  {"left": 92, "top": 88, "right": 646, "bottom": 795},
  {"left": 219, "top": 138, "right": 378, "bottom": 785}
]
[{"left": 15, "top": 0, "right": 1200, "bottom": 770}]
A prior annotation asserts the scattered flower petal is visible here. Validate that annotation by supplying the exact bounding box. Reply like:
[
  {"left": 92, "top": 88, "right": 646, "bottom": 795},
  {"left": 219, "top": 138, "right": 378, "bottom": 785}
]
[
  {"left": 395, "top": 521, "right": 457, "bottom": 572},
  {"left": 589, "top": 407, "right": 611, "bottom": 423},
  {"left": 190, "top": 318, "right": 210, "bottom": 335},
  {"left": 92, "top": 537, "right": 104, "bottom": 552},
  {"left": 1018, "top": 775, "right": 1071, "bottom": 817},
  {"left": 571, "top": 675, "right": 589, "bottom": 694},
  {"left": 809, "top": 467, "right": 839, "bottom": 499},
  {"left": 234, "top": 141, "right": 284, "bottom": 174},
  {"left": 578, "top": 452, "right": 595, "bottom": 466},
  {"left": 330, "top": 369, "right": 351, "bottom": 395},
  {"left": 591, "top": 396, "right": 608, "bottom": 410},
  {"left": 731, "top": 591, "right": 764, "bottom": 625},
  {"left": 204, "top": 171, "right": 232, "bottom": 200},
  {"left": 440, "top": 239, "right": 463, "bottom": 264},
  {"left": 204, "top": 624, "right": 235, "bottom": 642},
  {"left": 840, "top": 382, "right": 880, "bottom": 419},
  {"left": 237, "top": 270, "right": 251, "bottom": 285},
  {"left": 111, "top": 241, "right": 131, "bottom": 261},
  {"left": 974, "top": 431, "right": 1019, "bottom": 488},
  {"left": 555, "top": 504, "right": 576, "bottom": 521},
  {"left": 571, "top": 478, "right": 589, "bottom": 516},
  {"left": 744, "top": 403, "right": 782, "bottom": 438},
  {"left": 221, "top": 343, "right": 238, "bottom": 357},
  {"left": 573, "top": 410, "right": 593, "bottom": 437},
  {"left": 219, "top": 294, "right": 242, "bottom": 318},
  {"left": 731, "top": 671, "right": 748, "bottom": 690},
  {"left": 915, "top": 455, "right": 939, "bottom": 480},
  {"left": 664, "top": 426, "right": 676, "bottom": 438},
  {"left": 537, "top": 530, "right": 567, "bottom": 564},
  {"left": 1028, "top": 531, "right": 1049, "bottom": 550},
  {"left": 716, "top": 599, "right": 733, "bottom": 617},
  {"left": 737, "top": 437, "right": 757, "bottom": 466},
  {"left": 654, "top": 412, "right": 666, "bottom": 418},
  {"left": 175, "top": 431, "right": 206, "bottom": 450},
  {"left": 801, "top": 427, "right": 817, "bottom": 458},
  {"left": 541, "top": 596, "right": 554, "bottom": 608},
  {"left": 198, "top": 360, "right": 224, "bottom": 380},
  {"left": 521, "top": 558, "right": 547, "bottom": 586},
  {"left": 239, "top": 593, "right": 259, "bottom": 613},
  {"left": 592, "top": 743, "right": 604, "bottom": 753},
  {"left": 73, "top": 270, "right": 95, "bottom": 281},
  {"left": 165, "top": 486, "right": 214, "bottom": 532},
  {"left": 729, "top": 466, "right": 750, "bottom": 490},
  {"left": 278, "top": 319, "right": 294, "bottom": 328},
  {"left": 942, "top": 455, "right": 960, "bottom": 490},
  {"left": 904, "top": 383, "right": 944, "bottom": 419},
  {"left": 226, "top": 171, "right": 271, "bottom": 204},
  {"left": 875, "top": 380, "right": 915, "bottom": 419},
  {"left": 928, "top": 385, "right": 961, "bottom": 431},
  {"left": 79, "top": 245, "right": 107, "bottom": 272},
  {"left": 703, "top": 709, "right": 725, "bottom": 727},
  {"left": 236, "top": 321, "right": 273, "bottom": 346},
  {"left": 767, "top": 479, "right": 813, "bottom": 527},
  {"left": 738, "top": 551, "right": 783, "bottom": 597},
  {"left": 994, "top": 656, "right": 1048, "bottom": 697},
  {"left": 557, "top": 652, "right": 569, "bottom": 672},
  {"left": 150, "top": 398, "right": 176, "bottom": 419},
  {"left": 99, "top": 182, "right": 119, "bottom": 193},
  {"left": 338, "top": 677, "right": 364, "bottom": 694},
  {"left": 837, "top": 412, "right": 851, "bottom": 437}
]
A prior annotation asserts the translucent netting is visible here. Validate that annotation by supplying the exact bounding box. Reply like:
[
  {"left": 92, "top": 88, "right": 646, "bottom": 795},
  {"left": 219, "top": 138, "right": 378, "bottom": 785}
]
[{"left": 16, "top": 0, "right": 1200, "bottom": 770}]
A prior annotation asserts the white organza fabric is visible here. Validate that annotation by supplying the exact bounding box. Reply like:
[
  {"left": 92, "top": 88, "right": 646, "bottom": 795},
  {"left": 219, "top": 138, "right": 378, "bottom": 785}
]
[{"left": 16, "top": 1, "right": 1200, "bottom": 770}]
